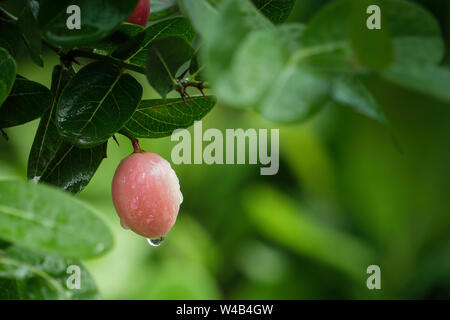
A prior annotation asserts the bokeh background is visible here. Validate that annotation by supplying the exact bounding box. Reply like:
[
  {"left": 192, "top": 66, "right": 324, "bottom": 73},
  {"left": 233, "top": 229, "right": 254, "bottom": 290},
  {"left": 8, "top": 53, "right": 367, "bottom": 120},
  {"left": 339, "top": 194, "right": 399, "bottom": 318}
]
[{"left": 1, "top": 0, "right": 450, "bottom": 299}]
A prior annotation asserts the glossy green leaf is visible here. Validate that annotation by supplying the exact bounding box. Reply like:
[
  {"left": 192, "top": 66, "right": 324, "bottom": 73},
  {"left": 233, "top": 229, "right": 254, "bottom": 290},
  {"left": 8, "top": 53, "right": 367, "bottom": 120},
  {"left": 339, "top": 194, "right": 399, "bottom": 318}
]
[
  {"left": 122, "top": 95, "right": 216, "bottom": 138},
  {"left": 251, "top": 0, "right": 296, "bottom": 24},
  {"left": 0, "top": 19, "right": 21, "bottom": 57},
  {"left": 332, "top": 75, "right": 387, "bottom": 123},
  {"left": 17, "top": 4, "right": 43, "bottom": 67},
  {"left": 382, "top": 64, "right": 450, "bottom": 103},
  {"left": 150, "top": 0, "right": 178, "bottom": 21},
  {"left": 244, "top": 185, "right": 376, "bottom": 281},
  {"left": 0, "top": 48, "right": 16, "bottom": 108},
  {"left": 38, "top": 0, "right": 139, "bottom": 47},
  {"left": 300, "top": 0, "right": 445, "bottom": 67},
  {"left": 114, "top": 17, "right": 195, "bottom": 67},
  {"left": 0, "top": 78, "right": 51, "bottom": 128},
  {"left": 0, "top": 246, "right": 101, "bottom": 300},
  {"left": 0, "top": 179, "right": 113, "bottom": 258},
  {"left": 56, "top": 62, "right": 143, "bottom": 147},
  {"left": 92, "top": 23, "right": 145, "bottom": 56},
  {"left": 146, "top": 36, "right": 194, "bottom": 98},
  {"left": 28, "top": 66, "right": 106, "bottom": 194}
]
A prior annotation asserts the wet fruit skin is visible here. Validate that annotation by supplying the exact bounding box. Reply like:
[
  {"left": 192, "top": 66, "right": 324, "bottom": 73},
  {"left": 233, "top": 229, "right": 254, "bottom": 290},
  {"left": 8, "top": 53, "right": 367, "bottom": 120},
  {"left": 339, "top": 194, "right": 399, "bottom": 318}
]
[
  {"left": 112, "top": 151, "right": 183, "bottom": 239},
  {"left": 126, "top": 0, "right": 150, "bottom": 27}
]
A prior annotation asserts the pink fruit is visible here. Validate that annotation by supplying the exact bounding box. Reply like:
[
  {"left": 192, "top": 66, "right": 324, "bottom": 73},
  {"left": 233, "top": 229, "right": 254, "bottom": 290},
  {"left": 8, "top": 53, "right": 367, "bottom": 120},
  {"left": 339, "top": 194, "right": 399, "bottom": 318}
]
[
  {"left": 112, "top": 150, "right": 183, "bottom": 239},
  {"left": 126, "top": 0, "right": 150, "bottom": 27}
]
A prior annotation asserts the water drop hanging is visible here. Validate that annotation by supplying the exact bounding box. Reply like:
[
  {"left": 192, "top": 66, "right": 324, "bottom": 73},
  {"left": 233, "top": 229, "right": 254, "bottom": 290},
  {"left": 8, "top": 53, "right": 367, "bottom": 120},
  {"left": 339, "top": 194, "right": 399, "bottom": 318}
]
[{"left": 147, "top": 237, "right": 165, "bottom": 247}]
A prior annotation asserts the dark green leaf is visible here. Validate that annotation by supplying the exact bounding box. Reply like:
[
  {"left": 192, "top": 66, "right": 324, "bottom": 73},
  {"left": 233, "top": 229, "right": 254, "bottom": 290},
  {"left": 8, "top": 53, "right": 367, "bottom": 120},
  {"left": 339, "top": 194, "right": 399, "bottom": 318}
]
[
  {"left": 122, "top": 95, "right": 216, "bottom": 138},
  {"left": 0, "top": 77, "right": 51, "bottom": 128},
  {"left": 382, "top": 64, "right": 450, "bottom": 103},
  {"left": 332, "top": 75, "right": 387, "bottom": 123},
  {"left": 56, "top": 62, "right": 143, "bottom": 147},
  {"left": 0, "top": 19, "right": 21, "bottom": 57},
  {"left": 0, "top": 246, "right": 101, "bottom": 300},
  {"left": 0, "top": 47, "right": 16, "bottom": 108},
  {"left": 113, "top": 17, "right": 195, "bottom": 66},
  {"left": 0, "top": 179, "right": 113, "bottom": 258},
  {"left": 39, "top": 0, "right": 139, "bottom": 47},
  {"left": 251, "top": 0, "right": 296, "bottom": 24},
  {"left": 28, "top": 66, "right": 106, "bottom": 194},
  {"left": 92, "top": 23, "right": 145, "bottom": 56},
  {"left": 17, "top": 4, "right": 43, "bottom": 67},
  {"left": 146, "top": 36, "right": 194, "bottom": 98}
]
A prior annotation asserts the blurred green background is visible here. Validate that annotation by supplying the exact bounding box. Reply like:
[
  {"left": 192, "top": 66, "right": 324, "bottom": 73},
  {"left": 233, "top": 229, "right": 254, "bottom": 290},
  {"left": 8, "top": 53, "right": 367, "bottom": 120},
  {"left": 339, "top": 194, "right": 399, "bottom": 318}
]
[{"left": 1, "top": 0, "right": 450, "bottom": 299}]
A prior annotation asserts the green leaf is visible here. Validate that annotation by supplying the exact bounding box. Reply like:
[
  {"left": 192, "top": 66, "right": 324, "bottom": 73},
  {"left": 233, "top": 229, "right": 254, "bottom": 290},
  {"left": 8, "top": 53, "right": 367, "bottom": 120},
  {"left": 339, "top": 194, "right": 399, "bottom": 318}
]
[
  {"left": 150, "top": 0, "right": 178, "bottom": 21},
  {"left": 0, "top": 47, "right": 16, "bottom": 108},
  {"left": 17, "top": 4, "right": 43, "bottom": 67},
  {"left": 0, "top": 246, "right": 101, "bottom": 300},
  {"left": 113, "top": 17, "right": 196, "bottom": 67},
  {"left": 332, "top": 75, "right": 387, "bottom": 123},
  {"left": 39, "top": 0, "right": 139, "bottom": 47},
  {"left": 146, "top": 36, "right": 194, "bottom": 98},
  {"left": 213, "top": 24, "right": 330, "bottom": 122},
  {"left": 56, "top": 62, "right": 143, "bottom": 147},
  {"left": 197, "top": 0, "right": 274, "bottom": 97},
  {"left": 300, "top": 0, "right": 445, "bottom": 67},
  {"left": 382, "top": 64, "right": 450, "bottom": 104},
  {"left": 251, "top": 0, "right": 296, "bottom": 24},
  {"left": 92, "top": 23, "right": 145, "bottom": 56},
  {"left": 259, "top": 64, "right": 330, "bottom": 123},
  {"left": 0, "top": 19, "right": 22, "bottom": 57},
  {"left": 0, "top": 179, "right": 113, "bottom": 258},
  {"left": 122, "top": 95, "right": 216, "bottom": 138},
  {"left": 177, "top": 0, "right": 219, "bottom": 42},
  {"left": 28, "top": 66, "right": 106, "bottom": 194},
  {"left": 243, "top": 185, "right": 376, "bottom": 281},
  {"left": 0, "top": 77, "right": 51, "bottom": 129}
]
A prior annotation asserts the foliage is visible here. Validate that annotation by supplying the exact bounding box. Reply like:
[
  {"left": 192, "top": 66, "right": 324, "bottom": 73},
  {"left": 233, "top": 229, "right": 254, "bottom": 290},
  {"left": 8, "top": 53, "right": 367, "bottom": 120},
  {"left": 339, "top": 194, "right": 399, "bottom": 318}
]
[{"left": 0, "top": 0, "right": 449, "bottom": 299}]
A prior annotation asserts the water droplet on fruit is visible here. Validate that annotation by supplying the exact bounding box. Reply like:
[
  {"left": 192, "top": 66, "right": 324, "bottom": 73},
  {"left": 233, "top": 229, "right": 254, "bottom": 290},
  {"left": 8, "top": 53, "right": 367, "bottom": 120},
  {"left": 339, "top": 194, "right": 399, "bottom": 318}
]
[
  {"left": 120, "top": 219, "right": 130, "bottom": 230},
  {"left": 147, "top": 237, "right": 165, "bottom": 247}
]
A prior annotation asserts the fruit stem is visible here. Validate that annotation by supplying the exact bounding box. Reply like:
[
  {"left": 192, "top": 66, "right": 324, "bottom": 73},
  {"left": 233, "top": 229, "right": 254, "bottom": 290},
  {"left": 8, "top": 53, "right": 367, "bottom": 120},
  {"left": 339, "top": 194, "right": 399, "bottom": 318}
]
[
  {"left": 119, "top": 131, "right": 144, "bottom": 153},
  {"left": 131, "top": 138, "right": 143, "bottom": 153}
]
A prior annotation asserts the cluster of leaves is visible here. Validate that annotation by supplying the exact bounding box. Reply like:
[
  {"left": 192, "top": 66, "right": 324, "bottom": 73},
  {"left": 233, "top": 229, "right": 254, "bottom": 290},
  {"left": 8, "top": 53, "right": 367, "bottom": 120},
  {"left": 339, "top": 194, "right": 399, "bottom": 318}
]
[
  {"left": 0, "top": 0, "right": 448, "bottom": 299},
  {"left": 180, "top": 0, "right": 449, "bottom": 124}
]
